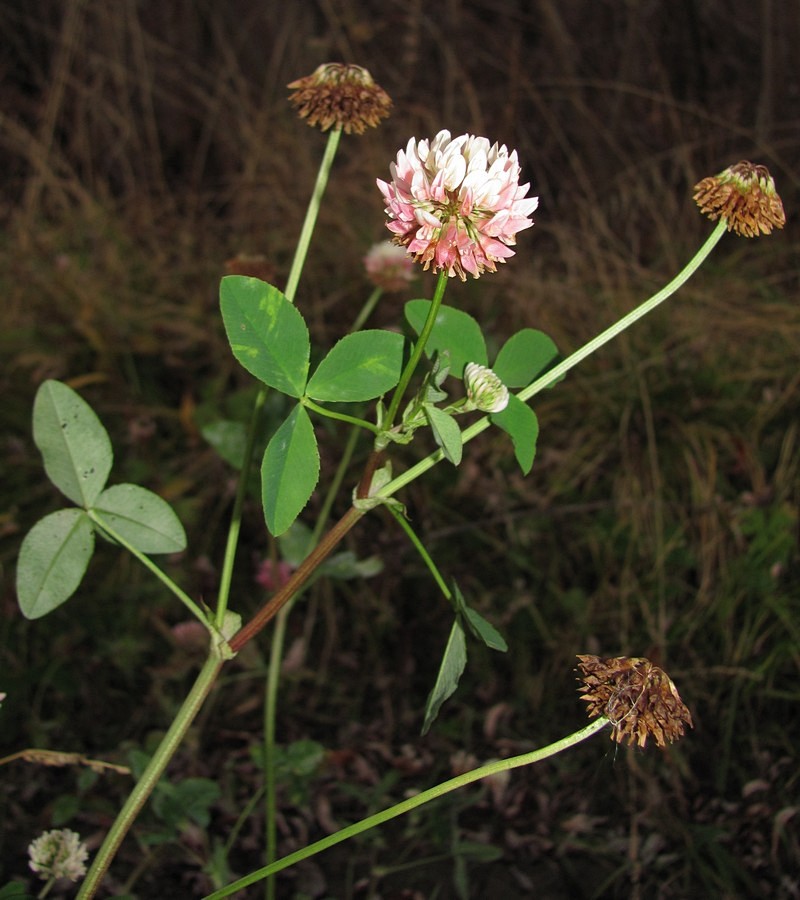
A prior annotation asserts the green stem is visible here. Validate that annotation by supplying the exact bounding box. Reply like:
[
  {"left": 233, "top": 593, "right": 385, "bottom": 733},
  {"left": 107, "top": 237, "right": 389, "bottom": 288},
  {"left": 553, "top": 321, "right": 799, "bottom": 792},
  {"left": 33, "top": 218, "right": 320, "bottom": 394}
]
[
  {"left": 377, "top": 220, "right": 728, "bottom": 498},
  {"left": 77, "top": 651, "right": 225, "bottom": 899},
  {"left": 387, "top": 505, "right": 451, "bottom": 602},
  {"left": 214, "top": 385, "right": 267, "bottom": 628},
  {"left": 87, "top": 510, "right": 206, "bottom": 625},
  {"left": 203, "top": 717, "right": 610, "bottom": 898},
  {"left": 261, "top": 426, "right": 361, "bottom": 899},
  {"left": 263, "top": 605, "right": 288, "bottom": 900},
  {"left": 384, "top": 270, "right": 449, "bottom": 427},
  {"left": 517, "top": 219, "right": 728, "bottom": 404},
  {"left": 303, "top": 397, "right": 381, "bottom": 434},
  {"left": 284, "top": 128, "right": 343, "bottom": 303},
  {"left": 216, "top": 129, "right": 344, "bottom": 626},
  {"left": 349, "top": 286, "right": 383, "bottom": 334},
  {"left": 76, "top": 122, "right": 347, "bottom": 900}
]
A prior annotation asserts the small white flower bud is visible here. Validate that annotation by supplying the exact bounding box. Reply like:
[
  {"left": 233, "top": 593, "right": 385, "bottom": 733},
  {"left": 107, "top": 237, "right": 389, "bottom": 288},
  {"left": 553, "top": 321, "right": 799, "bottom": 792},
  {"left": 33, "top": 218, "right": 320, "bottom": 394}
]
[{"left": 464, "top": 362, "right": 509, "bottom": 413}]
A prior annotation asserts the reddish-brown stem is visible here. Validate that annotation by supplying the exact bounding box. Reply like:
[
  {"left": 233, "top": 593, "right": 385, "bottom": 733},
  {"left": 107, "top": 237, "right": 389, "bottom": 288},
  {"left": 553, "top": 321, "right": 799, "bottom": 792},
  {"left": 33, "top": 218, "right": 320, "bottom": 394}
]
[
  {"left": 355, "top": 448, "right": 385, "bottom": 499},
  {"left": 229, "top": 505, "right": 365, "bottom": 653}
]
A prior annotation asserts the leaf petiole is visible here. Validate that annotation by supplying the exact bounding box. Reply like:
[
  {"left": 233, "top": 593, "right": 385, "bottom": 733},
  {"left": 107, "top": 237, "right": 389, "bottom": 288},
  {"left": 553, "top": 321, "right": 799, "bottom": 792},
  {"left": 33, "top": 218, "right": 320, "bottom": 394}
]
[
  {"left": 302, "top": 397, "right": 381, "bottom": 434},
  {"left": 88, "top": 510, "right": 207, "bottom": 626}
]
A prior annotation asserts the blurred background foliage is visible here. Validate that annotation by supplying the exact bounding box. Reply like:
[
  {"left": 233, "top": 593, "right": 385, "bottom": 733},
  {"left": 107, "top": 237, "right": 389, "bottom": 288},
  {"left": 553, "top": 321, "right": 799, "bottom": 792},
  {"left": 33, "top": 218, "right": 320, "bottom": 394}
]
[{"left": 0, "top": 1, "right": 798, "bottom": 897}]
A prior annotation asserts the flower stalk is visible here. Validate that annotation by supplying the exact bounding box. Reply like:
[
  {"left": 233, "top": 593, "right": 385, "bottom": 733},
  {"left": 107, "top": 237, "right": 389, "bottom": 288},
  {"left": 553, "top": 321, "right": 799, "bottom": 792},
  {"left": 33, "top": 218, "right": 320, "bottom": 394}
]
[
  {"left": 384, "top": 269, "right": 450, "bottom": 428},
  {"left": 214, "top": 384, "right": 268, "bottom": 629},
  {"left": 376, "top": 218, "right": 729, "bottom": 498},
  {"left": 261, "top": 426, "right": 361, "bottom": 900},
  {"left": 74, "top": 73, "right": 366, "bottom": 895},
  {"left": 284, "top": 127, "right": 342, "bottom": 302},
  {"left": 202, "top": 717, "right": 610, "bottom": 899}
]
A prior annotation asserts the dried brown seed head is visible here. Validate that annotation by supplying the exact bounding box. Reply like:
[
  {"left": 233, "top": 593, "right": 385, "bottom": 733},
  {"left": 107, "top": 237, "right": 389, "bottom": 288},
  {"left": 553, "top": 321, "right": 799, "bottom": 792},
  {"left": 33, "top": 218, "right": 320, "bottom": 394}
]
[
  {"left": 576, "top": 654, "right": 693, "bottom": 748},
  {"left": 693, "top": 161, "right": 785, "bottom": 237},
  {"left": 287, "top": 63, "right": 392, "bottom": 135}
]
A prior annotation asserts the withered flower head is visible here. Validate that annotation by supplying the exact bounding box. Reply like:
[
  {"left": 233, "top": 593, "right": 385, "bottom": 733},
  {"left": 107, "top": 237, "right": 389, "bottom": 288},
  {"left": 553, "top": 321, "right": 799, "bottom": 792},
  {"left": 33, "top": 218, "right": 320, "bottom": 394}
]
[
  {"left": 287, "top": 63, "right": 392, "bottom": 135},
  {"left": 576, "top": 654, "right": 693, "bottom": 748},
  {"left": 693, "top": 161, "right": 785, "bottom": 238}
]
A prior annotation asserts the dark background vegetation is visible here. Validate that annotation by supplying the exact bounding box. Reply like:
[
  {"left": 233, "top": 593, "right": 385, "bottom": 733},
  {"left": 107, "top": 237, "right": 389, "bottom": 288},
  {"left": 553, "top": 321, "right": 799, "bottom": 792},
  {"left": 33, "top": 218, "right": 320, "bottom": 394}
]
[{"left": 1, "top": 1, "right": 798, "bottom": 897}]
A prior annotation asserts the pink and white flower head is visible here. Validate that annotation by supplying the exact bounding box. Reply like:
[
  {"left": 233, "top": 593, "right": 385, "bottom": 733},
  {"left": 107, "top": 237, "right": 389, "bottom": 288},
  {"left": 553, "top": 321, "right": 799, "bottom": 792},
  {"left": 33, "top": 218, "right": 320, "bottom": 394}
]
[
  {"left": 377, "top": 130, "right": 538, "bottom": 280},
  {"left": 363, "top": 241, "right": 416, "bottom": 292}
]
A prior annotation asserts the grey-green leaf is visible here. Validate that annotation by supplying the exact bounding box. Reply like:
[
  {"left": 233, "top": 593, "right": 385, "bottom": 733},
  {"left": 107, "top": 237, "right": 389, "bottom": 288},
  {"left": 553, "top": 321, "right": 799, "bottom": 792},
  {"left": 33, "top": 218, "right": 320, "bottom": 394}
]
[
  {"left": 32, "top": 380, "right": 113, "bottom": 507},
  {"left": 93, "top": 484, "right": 187, "bottom": 554},
  {"left": 16, "top": 509, "right": 95, "bottom": 619}
]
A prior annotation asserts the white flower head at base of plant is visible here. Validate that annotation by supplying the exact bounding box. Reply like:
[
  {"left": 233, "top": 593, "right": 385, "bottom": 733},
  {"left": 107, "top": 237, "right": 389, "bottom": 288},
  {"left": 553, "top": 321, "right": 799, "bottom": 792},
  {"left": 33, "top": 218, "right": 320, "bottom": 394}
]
[{"left": 28, "top": 828, "right": 89, "bottom": 883}]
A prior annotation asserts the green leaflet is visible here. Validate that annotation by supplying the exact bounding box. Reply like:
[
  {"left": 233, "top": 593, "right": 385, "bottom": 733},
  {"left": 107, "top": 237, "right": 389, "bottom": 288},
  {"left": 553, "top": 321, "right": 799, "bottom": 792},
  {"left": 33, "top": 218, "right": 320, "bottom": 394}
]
[
  {"left": 220, "top": 276, "right": 309, "bottom": 397},
  {"left": 93, "top": 484, "right": 187, "bottom": 554},
  {"left": 422, "top": 618, "right": 467, "bottom": 735},
  {"left": 306, "top": 330, "right": 406, "bottom": 402},
  {"left": 262, "top": 405, "right": 319, "bottom": 535},
  {"left": 32, "top": 380, "right": 112, "bottom": 507},
  {"left": 16, "top": 509, "right": 95, "bottom": 619}
]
